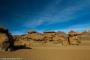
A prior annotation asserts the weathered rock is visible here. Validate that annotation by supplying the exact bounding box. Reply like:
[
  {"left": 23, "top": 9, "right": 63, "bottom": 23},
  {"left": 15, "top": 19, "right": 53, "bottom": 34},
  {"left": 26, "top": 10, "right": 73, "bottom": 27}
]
[
  {"left": 0, "top": 28, "right": 14, "bottom": 51},
  {"left": 14, "top": 35, "right": 30, "bottom": 47},
  {"left": 14, "top": 30, "right": 82, "bottom": 46},
  {"left": 52, "top": 34, "right": 68, "bottom": 45},
  {"left": 68, "top": 31, "right": 81, "bottom": 45},
  {"left": 27, "top": 31, "right": 44, "bottom": 41},
  {"left": 43, "top": 31, "right": 56, "bottom": 42},
  {"left": 79, "top": 31, "right": 90, "bottom": 41}
]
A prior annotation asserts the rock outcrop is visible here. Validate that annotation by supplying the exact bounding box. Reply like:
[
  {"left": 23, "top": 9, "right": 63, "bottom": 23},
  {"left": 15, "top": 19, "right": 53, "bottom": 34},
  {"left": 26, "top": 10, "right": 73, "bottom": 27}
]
[
  {"left": 68, "top": 31, "right": 81, "bottom": 45},
  {"left": 27, "top": 31, "right": 44, "bottom": 41},
  {"left": 14, "top": 30, "right": 81, "bottom": 46},
  {"left": 43, "top": 31, "right": 56, "bottom": 42},
  {"left": 0, "top": 28, "right": 14, "bottom": 51},
  {"left": 14, "top": 35, "right": 30, "bottom": 47},
  {"left": 79, "top": 31, "right": 90, "bottom": 41},
  {"left": 53, "top": 33, "right": 68, "bottom": 45}
]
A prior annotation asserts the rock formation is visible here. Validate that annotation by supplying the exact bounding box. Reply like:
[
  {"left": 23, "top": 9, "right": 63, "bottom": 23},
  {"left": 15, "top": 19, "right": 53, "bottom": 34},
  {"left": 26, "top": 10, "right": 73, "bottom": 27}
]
[
  {"left": 79, "top": 31, "right": 90, "bottom": 41},
  {"left": 27, "top": 31, "right": 44, "bottom": 41},
  {"left": 52, "top": 34, "right": 68, "bottom": 45},
  {"left": 68, "top": 31, "right": 81, "bottom": 45},
  {"left": 14, "top": 35, "right": 30, "bottom": 47},
  {"left": 14, "top": 30, "right": 82, "bottom": 46},
  {"left": 43, "top": 31, "right": 56, "bottom": 42},
  {"left": 0, "top": 28, "right": 14, "bottom": 51}
]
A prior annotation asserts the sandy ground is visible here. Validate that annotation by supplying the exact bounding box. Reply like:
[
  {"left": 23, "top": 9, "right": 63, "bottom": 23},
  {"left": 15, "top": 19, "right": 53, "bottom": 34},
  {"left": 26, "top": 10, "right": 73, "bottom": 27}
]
[{"left": 0, "top": 46, "right": 90, "bottom": 60}]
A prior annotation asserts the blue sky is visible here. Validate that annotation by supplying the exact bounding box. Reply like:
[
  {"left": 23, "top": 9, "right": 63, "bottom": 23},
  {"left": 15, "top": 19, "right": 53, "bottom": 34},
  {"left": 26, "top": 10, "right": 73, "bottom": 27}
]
[{"left": 0, "top": 0, "right": 90, "bottom": 35}]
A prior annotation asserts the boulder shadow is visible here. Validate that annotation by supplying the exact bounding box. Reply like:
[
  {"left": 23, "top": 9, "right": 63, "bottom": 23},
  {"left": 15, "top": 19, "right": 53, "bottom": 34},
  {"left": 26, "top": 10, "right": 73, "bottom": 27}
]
[{"left": 12, "top": 45, "right": 32, "bottom": 51}]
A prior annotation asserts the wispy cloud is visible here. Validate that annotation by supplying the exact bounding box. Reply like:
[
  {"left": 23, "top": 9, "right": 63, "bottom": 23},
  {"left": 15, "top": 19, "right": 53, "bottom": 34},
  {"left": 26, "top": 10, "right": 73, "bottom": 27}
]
[
  {"left": 23, "top": 19, "right": 45, "bottom": 28},
  {"left": 11, "top": 30, "right": 25, "bottom": 35},
  {"left": 35, "top": 0, "right": 90, "bottom": 25},
  {"left": 22, "top": 0, "right": 90, "bottom": 31},
  {"left": 1, "top": 0, "right": 90, "bottom": 35}
]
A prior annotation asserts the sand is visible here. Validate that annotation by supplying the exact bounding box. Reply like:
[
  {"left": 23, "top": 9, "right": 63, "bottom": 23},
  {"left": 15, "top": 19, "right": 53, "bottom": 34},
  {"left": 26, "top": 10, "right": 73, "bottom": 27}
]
[{"left": 0, "top": 46, "right": 90, "bottom": 60}]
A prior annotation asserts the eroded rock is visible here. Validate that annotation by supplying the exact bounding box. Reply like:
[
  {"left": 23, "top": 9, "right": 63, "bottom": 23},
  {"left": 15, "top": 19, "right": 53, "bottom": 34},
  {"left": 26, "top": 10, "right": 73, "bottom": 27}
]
[
  {"left": 68, "top": 31, "right": 81, "bottom": 45},
  {"left": 0, "top": 28, "right": 14, "bottom": 51}
]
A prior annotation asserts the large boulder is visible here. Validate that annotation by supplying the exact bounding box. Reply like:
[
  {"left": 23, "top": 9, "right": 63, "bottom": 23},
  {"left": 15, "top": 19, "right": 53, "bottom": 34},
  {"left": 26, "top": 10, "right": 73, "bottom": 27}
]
[{"left": 0, "top": 28, "right": 14, "bottom": 51}]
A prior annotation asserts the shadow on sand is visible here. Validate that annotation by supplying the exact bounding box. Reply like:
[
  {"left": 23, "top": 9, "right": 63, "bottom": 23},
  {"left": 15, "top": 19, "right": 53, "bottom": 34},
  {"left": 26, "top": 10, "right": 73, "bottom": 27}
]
[{"left": 12, "top": 45, "right": 32, "bottom": 51}]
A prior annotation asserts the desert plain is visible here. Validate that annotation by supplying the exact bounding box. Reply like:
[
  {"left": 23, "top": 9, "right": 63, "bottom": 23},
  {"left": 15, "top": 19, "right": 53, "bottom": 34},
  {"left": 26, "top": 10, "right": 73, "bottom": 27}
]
[{"left": 0, "top": 45, "right": 90, "bottom": 60}]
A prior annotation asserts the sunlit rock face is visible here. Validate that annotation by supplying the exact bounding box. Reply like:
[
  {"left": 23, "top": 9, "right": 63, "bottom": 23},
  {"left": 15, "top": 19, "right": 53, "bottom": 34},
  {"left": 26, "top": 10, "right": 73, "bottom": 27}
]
[
  {"left": 52, "top": 34, "right": 68, "bottom": 45},
  {"left": 0, "top": 28, "right": 14, "bottom": 51},
  {"left": 79, "top": 31, "right": 90, "bottom": 41},
  {"left": 43, "top": 31, "right": 56, "bottom": 42},
  {"left": 27, "top": 31, "right": 44, "bottom": 41},
  {"left": 14, "top": 30, "right": 81, "bottom": 46},
  {"left": 20, "top": 31, "right": 68, "bottom": 45},
  {"left": 14, "top": 35, "right": 30, "bottom": 47},
  {"left": 68, "top": 31, "right": 81, "bottom": 45},
  {"left": 43, "top": 31, "right": 69, "bottom": 45}
]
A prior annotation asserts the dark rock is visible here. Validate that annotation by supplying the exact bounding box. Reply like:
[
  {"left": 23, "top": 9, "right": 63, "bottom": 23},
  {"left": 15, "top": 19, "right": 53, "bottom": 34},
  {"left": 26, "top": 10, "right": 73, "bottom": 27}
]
[{"left": 0, "top": 28, "right": 14, "bottom": 51}]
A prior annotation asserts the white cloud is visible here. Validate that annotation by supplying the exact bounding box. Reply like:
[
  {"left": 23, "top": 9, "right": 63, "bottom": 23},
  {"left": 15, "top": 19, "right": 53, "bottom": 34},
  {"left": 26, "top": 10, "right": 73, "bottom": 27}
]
[
  {"left": 11, "top": 31, "right": 25, "bottom": 35},
  {"left": 21, "top": 0, "right": 90, "bottom": 31},
  {"left": 23, "top": 19, "right": 45, "bottom": 28},
  {"left": 36, "top": 0, "right": 90, "bottom": 25}
]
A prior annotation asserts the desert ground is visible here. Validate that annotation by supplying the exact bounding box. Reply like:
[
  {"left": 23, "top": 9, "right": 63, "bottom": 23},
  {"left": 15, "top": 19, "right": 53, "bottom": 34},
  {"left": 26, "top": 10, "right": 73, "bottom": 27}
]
[
  {"left": 0, "top": 40, "right": 90, "bottom": 60},
  {"left": 0, "top": 45, "right": 90, "bottom": 60}
]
